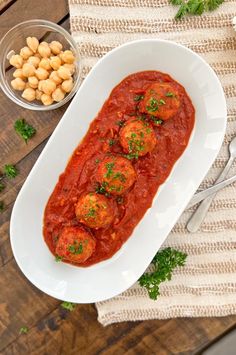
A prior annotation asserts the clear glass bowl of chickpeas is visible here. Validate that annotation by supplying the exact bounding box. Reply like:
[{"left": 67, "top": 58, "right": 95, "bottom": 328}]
[{"left": 0, "top": 19, "right": 81, "bottom": 110}]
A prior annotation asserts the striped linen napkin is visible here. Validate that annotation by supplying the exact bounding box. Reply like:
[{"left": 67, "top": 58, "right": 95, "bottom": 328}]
[{"left": 68, "top": 0, "right": 236, "bottom": 326}]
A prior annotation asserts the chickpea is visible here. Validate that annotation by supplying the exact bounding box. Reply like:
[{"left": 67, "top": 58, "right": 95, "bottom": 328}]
[
  {"left": 49, "top": 70, "right": 62, "bottom": 85},
  {"left": 37, "top": 42, "right": 51, "bottom": 58},
  {"left": 26, "top": 37, "right": 39, "bottom": 53},
  {"left": 9, "top": 54, "right": 23, "bottom": 69},
  {"left": 50, "top": 56, "right": 61, "bottom": 70},
  {"left": 41, "top": 93, "right": 53, "bottom": 106},
  {"left": 52, "top": 87, "right": 65, "bottom": 102},
  {"left": 11, "top": 78, "right": 26, "bottom": 91},
  {"left": 28, "top": 56, "right": 40, "bottom": 68},
  {"left": 22, "top": 63, "right": 35, "bottom": 77},
  {"left": 63, "top": 63, "right": 75, "bottom": 75},
  {"left": 61, "top": 50, "right": 75, "bottom": 64},
  {"left": 22, "top": 87, "right": 36, "bottom": 102},
  {"left": 38, "top": 80, "right": 45, "bottom": 92},
  {"left": 20, "top": 46, "right": 33, "bottom": 60},
  {"left": 49, "top": 41, "right": 63, "bottom": 55},
  {"left": 61, "top": 78, "right": 73, "bottom": 93},
  {"left": 28, "top": 76, "right": 39, "bottom": 89},
  {"left": 39, "top": 58, "right": 51, "bottom": 71},
  {"left": 41, "top": 79, "right": 56, "bottom": 95},
  {"left": 35, "top": 67, "right": 49, "bottom": 80},
  {"left": 13, "top": 68, "right": 25, "bottom": 79},
  {"left": 35, "top": 89, "right": 43, "bottom": 101},
  {"left": 57, "top": 66, "right": 71, "bottom": 80}
]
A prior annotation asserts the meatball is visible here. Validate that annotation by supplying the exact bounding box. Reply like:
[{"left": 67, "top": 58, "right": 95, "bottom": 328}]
[
  {"left": 55, "top": 226, "right": 96, "bottom": 263},
  {"left": 119, "top": 119, "right": 156, "bottom": 157},
  {"left": 139, "top": 82, "right": 180, "bottom": 120},
  {"left": 96, "top": 155, "right": 136, "bottom": 195},
  {"left": 75, "top": 193, "right": 114, "bottom": 229}
]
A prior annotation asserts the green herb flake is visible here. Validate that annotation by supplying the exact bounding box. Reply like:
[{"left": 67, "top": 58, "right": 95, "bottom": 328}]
[
  {"left": 165, "top": 92, "right": 175, "bottom": 97},
  {"left": 55, "top": 255, "right": 63, "bottom": 262},
  {"left": 159, "top": 99, "right": 166, "bottom": 105},
  {"left": 4, "top": 164, "right": 18, "bottom": 179},
  {"left": 61, "top": 301, "right": 76, "bottom": 312},
  {"left": 146, "top": 97, "right": 159, "bottom": 113},
  {"left": 0, "top": 201, "right": 4, "bottom": 212},
  {"left": 116, "top": 120, "right": 125, "bottom": 127},
  {"left": 134, "top": 94, "right": 144, "bottom": 102},
  {"left": 19, "top": 326, "right": 28, "bottom": 334},
  {"left": 14, "top": 119, "right": 36, "bottom": 143},
  {"left": 104, "top": 162, "right": 115, "bottom": 178},
  {"left": 68, "top": 240, "right": 83, "bottom": 255},
  {"left": 95, "top": 158, "right": 100, "bottom": 164},
  {"left": 139, "top": 247, "right": 187, "bottom": 300},
  {"left": 86, "top": 208, "right": 96, "bottom": 218},
  {"left": 108, "top": 139, "right": 115, "bottom": 146},
  {"left": 95, "top": 182, "right": 109, "bottom": 195}
]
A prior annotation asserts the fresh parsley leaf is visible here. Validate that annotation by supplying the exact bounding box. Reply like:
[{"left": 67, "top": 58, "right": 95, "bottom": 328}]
[
  {"left": 19, "top": 326, "right": 28, "bottom": 334},
  {"left": 55, "top": 255, "right": 63, "bottom": 262},
  {"left": 134, "top": 94, "right": 144, "bottom": 102},
  {"left": 187, "top": 0, "right": 204, "bottom": 15},
  {"left": 95, "top": 182, "right": 109, "bottom": 196},
  {"left": 0, "top": 201, "right": 4, "bottom": 212},
  {"left": 61, "top": 301, "right": 76, "bottom": 311},
  {"left": 4, "top": 164, "right": 18, "bottom": 179},
  {"left": 170, "top": 0, "right": 224, "bottom": 19},
  {"left": 175, "top": 2, "right": 189, "bottom": 19},
  {"left": 0, "top": 183, "right": 5, "bottom": 192},
  {"left": 14, "top": 119, "right": 36, "bottom": 143},
  {"left": 139, "top": 247, "right": 187, "bottom": 300},
  {"left": 165, "top": 92, "right": 175, "bottom": 97},
  {"left": 95, "top": 158, "right": 100, "bottom": 164},
  {"left": 205, "top": 0, "right": 224, "bottom": 11}
]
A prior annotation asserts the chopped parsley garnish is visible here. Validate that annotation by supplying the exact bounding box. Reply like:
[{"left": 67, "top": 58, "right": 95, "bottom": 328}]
[
  {"left": 0, "top": 201, "right": 4, "bottom": 212},
  {"left": 150, "top": 117, "right": 163, "bottom": 125},
  {"left": 108, "top": 139, "right": 115, "bottom": 146},
  {"left": 86, "top": 208, "right": 96, "bottom": 218},
  {"left": 113, "top": 172, "right": 126, "bottom": 182},
  {"left": 139, "top": 247, "right": 187, "bottom": 300},
  {"left": 4, "top": 164, "right": 18, "bottom": 179},
  {"left": 165, "top": 92, "right": 175, "bottom": 97},
  {"left": 134, "top": 94, "right": 144, "bottom": 102},
  {"left": 95, "top": 182, "right": 109, "bottom": 195},
  {"left": 170, "top": 0, "right": 224, "bottom": 20},
  {"left": 146, "top": 97, "right": 165, "bottom": 113},
  {"left": 116, "top": 120, "right": 125, "bottom": 127},
  {"left": 104, "top": 162, "right": 115, "bottom": 178},
  {"left": 14, "top": 119, "right": 36, "bottom": 143},
  {"left": 19, "top": 326, "right": 29, "bottom": 334},
  {"left": 61, "top": 301, "right": 76, "bottom": 312},
  {"left": 95, "top": 158, "right": 100, "bottom": 164},
  {"left": 55, "top": 255, "right": 63, "bottom": 262},
  {"left": 68, "top": 240, "right": 83, "bottom": 255},
  {"left": 0, "top": 183, "right": 5, "bottom": 192}
]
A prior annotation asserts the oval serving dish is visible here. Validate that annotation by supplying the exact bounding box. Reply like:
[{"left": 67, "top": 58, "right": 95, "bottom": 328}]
[{"left": 10, "top": 39, "right": 227, "bottom": 303}]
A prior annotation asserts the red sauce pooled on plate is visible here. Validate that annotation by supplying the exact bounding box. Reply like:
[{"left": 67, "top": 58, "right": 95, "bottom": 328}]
[{"left": 43, "top": 71, "right": 195, "bottom": 266}]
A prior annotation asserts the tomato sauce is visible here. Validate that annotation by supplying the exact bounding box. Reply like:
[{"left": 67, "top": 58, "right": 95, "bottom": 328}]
[{"left": 43, "top": 71, "right": 195, "bottom": 266}]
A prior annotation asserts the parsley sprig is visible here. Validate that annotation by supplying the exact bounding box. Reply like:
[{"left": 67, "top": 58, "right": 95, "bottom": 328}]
[
  {"left": 14, "top": 119, "right": 36, "bottom": 143},
  {"left": 170, "top": 0, "right": 224, "bottom": 20},
  {"left": 61, "top": 301, "right": 76, "bottom": 311},
  {"left": 4, "top": 164, "right": 18, "bottom": 179},
  {"left": 139, "top": 247, "right": 187, "bottom": 300}
]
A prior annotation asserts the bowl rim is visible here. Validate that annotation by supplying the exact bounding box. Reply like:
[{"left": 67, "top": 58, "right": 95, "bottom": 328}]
[{"left": 0, "top": 19, "right": 81, "bottom": 111}]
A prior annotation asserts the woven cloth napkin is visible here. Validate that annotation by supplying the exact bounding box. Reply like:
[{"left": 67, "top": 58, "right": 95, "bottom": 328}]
[{"left": 68, "top": 0, "right": 236, "bottom": 326}]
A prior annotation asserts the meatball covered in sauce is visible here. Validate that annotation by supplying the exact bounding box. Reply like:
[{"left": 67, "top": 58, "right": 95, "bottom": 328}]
[
  {"left": 55, "top": 226, "right": 96, "bottom": 263},
  {"left": 119, "top": 119, "right": 156, "bottom": 157},
  {"left": 96, "top": 155, "right": 136, "bottom": 195},
  {"left": 139, "top": 82, "right": 180, "bottom": 120},
  {"left": 75, "top": 193, "right": 113, "bottom": 229}
]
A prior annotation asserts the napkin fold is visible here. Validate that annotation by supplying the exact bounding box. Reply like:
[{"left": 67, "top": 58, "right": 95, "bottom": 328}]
[{"left": 68, "top": 0, "right": 236, "bottom": 326}]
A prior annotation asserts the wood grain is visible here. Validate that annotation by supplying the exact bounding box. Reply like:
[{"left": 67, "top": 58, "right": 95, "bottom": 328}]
[{"left": 1, "top": 1, "right": 236, "bottom": 354}]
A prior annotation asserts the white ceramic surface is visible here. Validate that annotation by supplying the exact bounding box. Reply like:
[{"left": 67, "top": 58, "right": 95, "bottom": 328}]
[{"left": 10, "top": 40, "right": 227, "bottom": 303}]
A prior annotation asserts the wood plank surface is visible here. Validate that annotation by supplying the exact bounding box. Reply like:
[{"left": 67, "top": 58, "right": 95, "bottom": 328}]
[{"left": 1, "top": 0, "right": 236, "bottom": 354}]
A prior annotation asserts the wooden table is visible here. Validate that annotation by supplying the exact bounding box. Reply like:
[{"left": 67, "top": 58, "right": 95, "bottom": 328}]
[{"left": 1, "top": 1, "right": 236, "bottom": 354}]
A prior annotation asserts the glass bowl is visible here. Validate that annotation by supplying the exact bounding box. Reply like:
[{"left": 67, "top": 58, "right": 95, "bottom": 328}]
[{"left": 0, "top": 19, "right": 81, "bottom": 111}]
